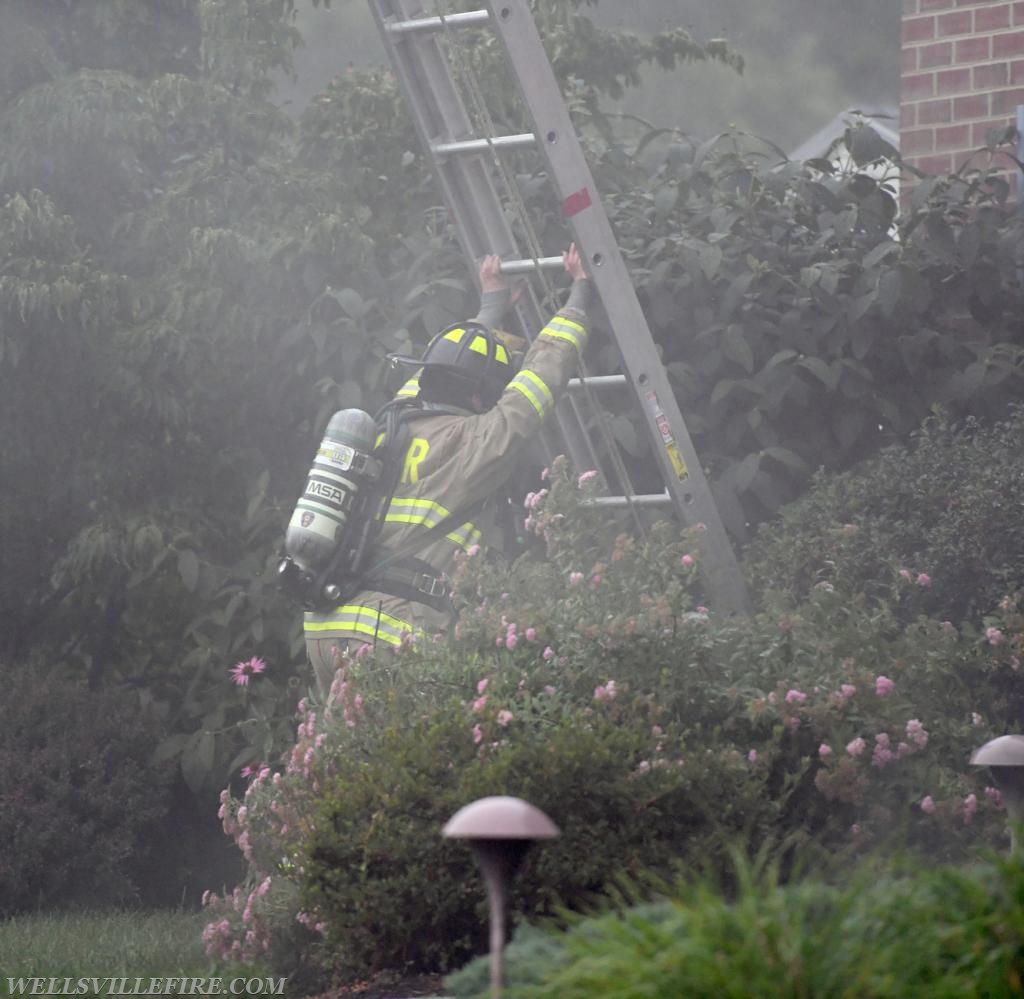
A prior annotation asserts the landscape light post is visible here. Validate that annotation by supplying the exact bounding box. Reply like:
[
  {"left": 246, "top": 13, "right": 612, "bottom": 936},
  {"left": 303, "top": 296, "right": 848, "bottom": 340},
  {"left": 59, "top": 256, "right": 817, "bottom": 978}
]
[
  {"left": 443, "top": 796, "right": 559, "bottom": 999},
  {"left": 970, "top": 734, "right": 1024, "bottom": 854}
]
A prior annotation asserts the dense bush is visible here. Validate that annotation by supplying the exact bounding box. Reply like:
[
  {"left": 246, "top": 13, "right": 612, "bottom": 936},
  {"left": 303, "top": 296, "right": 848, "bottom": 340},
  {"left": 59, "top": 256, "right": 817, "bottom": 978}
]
[
  {"left": 0, "top": 659, "right": 173, "bottom": 916},
  {"left": 446, "top": 852, "right": 1024, "bottom": 998},
  {"left": 744, "top": 406, "right": 1024, "bottom": 622},
  {"left": 203, "top": 457, "right": 1019, "bottom": 983}
]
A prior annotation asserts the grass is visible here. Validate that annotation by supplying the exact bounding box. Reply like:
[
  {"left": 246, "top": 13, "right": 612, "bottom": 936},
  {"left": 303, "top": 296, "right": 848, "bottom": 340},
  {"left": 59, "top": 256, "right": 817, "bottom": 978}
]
[{"left": 0, "top": 910, "right": 273, "bottom": 996}]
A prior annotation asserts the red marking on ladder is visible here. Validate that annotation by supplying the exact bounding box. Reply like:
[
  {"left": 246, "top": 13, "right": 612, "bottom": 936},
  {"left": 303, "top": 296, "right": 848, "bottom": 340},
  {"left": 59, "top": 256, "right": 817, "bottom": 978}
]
[{"left": 562, "top": 187, "right": 592, "bottom": 218}]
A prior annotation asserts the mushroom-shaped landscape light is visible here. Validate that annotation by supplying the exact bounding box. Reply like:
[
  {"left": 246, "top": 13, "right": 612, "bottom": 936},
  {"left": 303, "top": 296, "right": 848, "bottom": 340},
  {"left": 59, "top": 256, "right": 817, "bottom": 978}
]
[
  {"left": 970, "top": 734, "right": 1024, "bottom": 853},
  {"left": 444, "top": 796, "right": 559, "bottom": 999}
]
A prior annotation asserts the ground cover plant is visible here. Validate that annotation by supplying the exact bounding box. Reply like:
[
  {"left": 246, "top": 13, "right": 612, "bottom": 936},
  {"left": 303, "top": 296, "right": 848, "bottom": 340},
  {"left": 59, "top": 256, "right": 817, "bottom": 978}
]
[
  {"left": 204, "top": 450, "right": 1023, "bottom": 988},
  {"left": 445, "top": 851, "right": 1024, "bottom": 998}
]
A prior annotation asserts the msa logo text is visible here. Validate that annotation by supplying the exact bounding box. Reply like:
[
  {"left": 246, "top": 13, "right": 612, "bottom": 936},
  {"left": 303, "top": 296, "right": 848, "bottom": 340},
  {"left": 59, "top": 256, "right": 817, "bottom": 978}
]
[{"left": 307, "top": 480, "right": 343, "bottom": 504}]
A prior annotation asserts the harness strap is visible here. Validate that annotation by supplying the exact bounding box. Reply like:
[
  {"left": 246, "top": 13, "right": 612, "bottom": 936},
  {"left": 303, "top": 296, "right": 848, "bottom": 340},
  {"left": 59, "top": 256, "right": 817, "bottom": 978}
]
[{"left": 363, "top": 556, "right": 454, "bottom": 614}]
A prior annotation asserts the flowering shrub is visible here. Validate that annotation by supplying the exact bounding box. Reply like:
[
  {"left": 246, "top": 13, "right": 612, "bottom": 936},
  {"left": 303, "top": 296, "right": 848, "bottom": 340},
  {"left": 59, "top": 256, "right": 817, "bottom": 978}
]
[
  {"left": 745, "top": 407, "right": 1024, "bottom": 623},
  {"left": 204, "top": 456, "right": 1022, "bottom": 982}
]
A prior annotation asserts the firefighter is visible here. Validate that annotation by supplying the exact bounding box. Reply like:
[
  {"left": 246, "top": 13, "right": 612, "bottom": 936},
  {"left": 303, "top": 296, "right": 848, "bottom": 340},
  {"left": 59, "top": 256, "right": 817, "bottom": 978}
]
[{"left": 304, "top": 244, "right": 592, "bottom": 695}]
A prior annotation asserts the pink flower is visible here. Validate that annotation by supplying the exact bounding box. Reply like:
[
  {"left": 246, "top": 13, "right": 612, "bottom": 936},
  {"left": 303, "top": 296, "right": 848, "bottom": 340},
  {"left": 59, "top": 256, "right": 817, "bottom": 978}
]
[
  {"left": 840, "top": 684, "right": 857, "bottom": 700},
  {"left": 496, "top": 710, "right": 514, "bottom": 727},
  {"left": 905, "top": 719, "right": 928, "bottom": 749},
  {"left": 505, "top": 633, "right": 518, "bottom": 651},
  {"left": 785, "top": 689, "right": 807, "bottom": 704},
  {"left": 594, "top": 680, "right": 618, "bottom": 702},
  {"left": 577, "top": 469, "right": 599, "bottom": 488},
  {"left": 569, "top": 571, "right": 584, "bottom": 586},
  {"left": 846, "top": 737, "right": 867, "bottom": 757},
  {"left": 229, "top": 656, "right": 267, "bottom": 686},
  {"left": 466, "top": 544, "right": 481, "bottom": 557},
  {"left": 476, "top": 678, "right": 489, "bottom": 695},
  {"left": 591, "top": 574, "right": 602, "bottom": 588},
  {"left": 696, "top": 606, "right": 709, "bottom": 615},
  {"left": 985, "top": 626, "right": 1005, "bottom": 646},
  {"left": 874, "top": 675, "right": 895, "bottom": 698},
  {"left": 681, "top": 554, "right": 695, "bottom": 568},
  {"left": 472, "top": 724, "right": 483, "bottom": 745},
  {"left": 916, "top": 573, "right": 932, "bottom": 587},
  {"left": 543, "top": 685, "right": 556, "bottom": 695},
  {"left": 542, "top": 646, "right": 555, "bottom": 661},
  {"left": 985, "top": 786, "right": 1004, "bottom": 809},
  {"left": 525, "top": 627, "right": 537, "bottom": 642},
  {"left": 473, "top": 695, "right": 489, "bottom": 714},
  {"left": 748, "top": 749, "right": 758, "bottom": 764},
  {"left": 818, "top": 743, "right": 833, "bottom": 758},
  {"left": 899, "top": 568, "right": 912, "bottom": 581}
]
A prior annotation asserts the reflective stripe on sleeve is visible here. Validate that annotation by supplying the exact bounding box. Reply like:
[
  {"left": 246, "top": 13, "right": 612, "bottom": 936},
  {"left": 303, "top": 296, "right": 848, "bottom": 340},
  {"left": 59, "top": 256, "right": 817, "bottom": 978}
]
[
  {"left": 508, "top": 369, "right": 554, "bottom": 418},
  {"left": 446, "top": 521, "right": 483, "bottom": 549},
  {"left": 539, "top": 316, "right": 586, "bottom": 351},
  {"left": 385, "top": 496, "right": 451, "bottom": 528},
  {"left": 304, "top": 605, "right": 422, "bottom": 647}
]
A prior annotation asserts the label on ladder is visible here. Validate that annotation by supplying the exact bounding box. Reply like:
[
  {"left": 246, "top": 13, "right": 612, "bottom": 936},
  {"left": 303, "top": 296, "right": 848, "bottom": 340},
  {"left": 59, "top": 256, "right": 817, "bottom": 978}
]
[{"left": 645, "top": 390, "right": 689, "bottom": 480}]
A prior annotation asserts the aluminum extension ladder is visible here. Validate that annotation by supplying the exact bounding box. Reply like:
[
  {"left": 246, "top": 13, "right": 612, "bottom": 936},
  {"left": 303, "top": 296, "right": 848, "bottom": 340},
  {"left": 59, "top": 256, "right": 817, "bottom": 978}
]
[{"left": 366, "top": 0, "right": 750, "bottom": 616}]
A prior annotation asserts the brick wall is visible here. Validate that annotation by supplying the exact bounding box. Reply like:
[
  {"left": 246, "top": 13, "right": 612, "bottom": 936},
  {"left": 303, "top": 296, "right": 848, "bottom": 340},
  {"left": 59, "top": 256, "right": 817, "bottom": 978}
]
[{"left": 902, "top": 0, "right": 1023, "bottom": 186}]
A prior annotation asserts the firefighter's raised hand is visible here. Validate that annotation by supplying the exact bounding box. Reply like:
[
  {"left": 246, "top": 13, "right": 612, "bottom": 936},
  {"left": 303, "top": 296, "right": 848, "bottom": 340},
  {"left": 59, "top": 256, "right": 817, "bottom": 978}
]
[
  {"left": 479, "top": 254, "right": 507, "bottom": 294},
  {"left": 563, "top": 242, "right": 588, "bottom": 282}
]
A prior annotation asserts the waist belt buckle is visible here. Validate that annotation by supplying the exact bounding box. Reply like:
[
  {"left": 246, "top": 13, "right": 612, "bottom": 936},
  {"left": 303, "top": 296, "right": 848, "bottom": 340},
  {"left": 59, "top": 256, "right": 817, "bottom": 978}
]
[{"left": 415, "top": 572, "right": 447, "bottom": 599}]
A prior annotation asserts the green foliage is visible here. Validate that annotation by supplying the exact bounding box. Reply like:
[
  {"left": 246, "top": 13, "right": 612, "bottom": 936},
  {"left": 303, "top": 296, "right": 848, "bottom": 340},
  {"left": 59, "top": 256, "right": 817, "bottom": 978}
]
[
  {"left": 596, "top": 119, "right": 1024, "bottom": 533},
  {"left": 447, "top": 853, "right": 1024, "bottom": 998},
  {"left": 0, "top": 658, "right": 173, "bottom": 917},
  {"left": 744, "top": 406, "right": 1024, "bottom": 624},
  {"left": 205, "top": 462, "right": 1019, "bottom": 982}
]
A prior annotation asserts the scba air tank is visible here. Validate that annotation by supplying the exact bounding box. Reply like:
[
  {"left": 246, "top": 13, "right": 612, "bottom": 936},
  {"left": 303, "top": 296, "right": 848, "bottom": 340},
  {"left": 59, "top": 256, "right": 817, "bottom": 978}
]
[{"left": 284, "top": 409, "right": 381, "bottom": 573}]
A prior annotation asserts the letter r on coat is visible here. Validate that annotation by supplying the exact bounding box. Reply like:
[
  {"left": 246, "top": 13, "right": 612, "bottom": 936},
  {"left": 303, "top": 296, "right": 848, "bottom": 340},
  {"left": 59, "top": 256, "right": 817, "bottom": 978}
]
[{"left": 402, "top": 437, "right": 430, "bottom": 484}]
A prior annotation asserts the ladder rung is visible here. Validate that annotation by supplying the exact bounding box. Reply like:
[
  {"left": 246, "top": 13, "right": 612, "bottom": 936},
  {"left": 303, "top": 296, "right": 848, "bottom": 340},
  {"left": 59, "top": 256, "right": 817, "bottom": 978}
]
[
  {"left": 432, "top": 133, "right": 536, "bottom": 156},
  {"left": 499, "top": 256, "right": 564, "bottom": 274},
  {"left": 568, "top": 375, "right": 628, "bottom": 390},
  {"left": 587, "top": 492, "right": 673, "bottom": 509},
  {"left": 386, "top": 9, "right": 490, "bottom": 34}
]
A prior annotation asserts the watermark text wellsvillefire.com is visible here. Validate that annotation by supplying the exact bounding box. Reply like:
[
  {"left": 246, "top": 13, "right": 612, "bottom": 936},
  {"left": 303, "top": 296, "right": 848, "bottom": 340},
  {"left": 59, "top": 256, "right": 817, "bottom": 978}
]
[{"left": 5, "top": 979, "right": 287, "bottom": 996}]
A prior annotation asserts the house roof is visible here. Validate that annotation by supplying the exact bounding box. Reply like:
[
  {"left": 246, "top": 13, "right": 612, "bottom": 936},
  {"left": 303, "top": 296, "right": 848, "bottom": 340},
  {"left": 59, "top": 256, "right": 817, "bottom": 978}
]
[{"left": 787, "top": 107, "right": 900, "bottom": 162}]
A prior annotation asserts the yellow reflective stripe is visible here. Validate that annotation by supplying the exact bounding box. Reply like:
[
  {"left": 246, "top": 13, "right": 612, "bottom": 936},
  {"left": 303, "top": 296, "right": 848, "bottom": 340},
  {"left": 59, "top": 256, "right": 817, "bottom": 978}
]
[
  {"left": 304, "top": 605, "right": 422, "bottom": 646},
  {"left": 495, "top": 344, "right": 509, "bottom": 365},
  {"left": 520, "top": 369, "right": 554, "bottom": 408},
  {"left": 470, "top": 334, "right": 489, "bottom": 356},
  {"left": 508, "top": 369, "right": 553, "bottom": 418},
  {"left": 508, "top": 379, "right": 545, "bottom": 417},
  {"left": 540, "top": 316, "right": 586, "bottom": 350},
  {"left": 446, "top": 521, "right": 482, "bottom": 548},
  {"left": 385, "top": 496, "right": 451, "bottom": 528},
  {"left": 396, "top": 375, "right": 420, "bottom": 398},
  {"left": 443, "top": 328, "right": 466, "bottom": 343}
]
